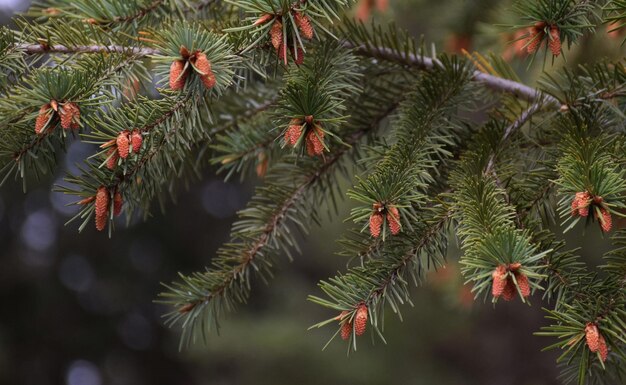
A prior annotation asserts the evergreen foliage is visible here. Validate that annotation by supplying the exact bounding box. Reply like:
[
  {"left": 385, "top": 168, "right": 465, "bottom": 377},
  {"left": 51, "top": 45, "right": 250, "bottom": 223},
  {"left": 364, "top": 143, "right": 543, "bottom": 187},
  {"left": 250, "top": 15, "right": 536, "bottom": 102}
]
[{"left": 1, "top": 0, "right": 625, "bottom": 383}]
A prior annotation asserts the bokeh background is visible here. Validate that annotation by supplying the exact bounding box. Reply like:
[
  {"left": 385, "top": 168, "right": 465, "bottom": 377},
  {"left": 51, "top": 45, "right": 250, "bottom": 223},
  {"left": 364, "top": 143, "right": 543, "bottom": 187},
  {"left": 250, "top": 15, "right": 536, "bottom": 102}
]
[{"left": 1, "top": 1, "right": 624, "bottom": 384}]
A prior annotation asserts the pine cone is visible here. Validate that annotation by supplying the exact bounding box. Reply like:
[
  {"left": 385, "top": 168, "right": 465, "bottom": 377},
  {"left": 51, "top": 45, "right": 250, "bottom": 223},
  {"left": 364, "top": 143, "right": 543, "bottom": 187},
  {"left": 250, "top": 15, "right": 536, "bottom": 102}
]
[
  {"left": 169, "top": 60, "right": 187, "bottom": 90},
  {"left": 526, "top": 23, "right": 545, "bottom": 54},
  {"left": 292, "top": 46, "right": 305, "bottom": 65},
  {"left": 599, "top": 207, "right": 612, "bottom": 233},
  {"left": 277, "top": 42, "right": 288, "bottom": 65},
  {"left": 354, "top": 304, "right": 368, "bottom": 336},
  {"left": 113, "top": 191, "right": 123, "bottom": 216},
  {"left": 501, "top": 278, "right": 517, "bottom": 301},
  {"left": 305, "top": 125, "right": 325, "bottom": 156},
  {"left": 515, "top": 271, "right": 531, "bottom": 298},
  {"left": 35, "top": 104, "right": 53, "bottom": 135},
  {"left": 386, "top": 205, "right": 401, "bottom": 235},
  {"left": 254, "top": 13, "right": 273, "bottom": 26},
  {"left": 294, "top": 12, "right": 314, "bottom": 40},
  {"left": 270, "top": 20, "right": 283, "bottom": 50},
  {"left": 95, "top": 186, "right": 109, "bottom": 231},
  {"left": 549, "top": 25, "right": 561, "bottom": 57},
  {"left": 508, "top": 262, "right": 522, "bottom": 272},
  {"left": 491, "top": 265, "right": 508, "bottom": 298},
  {"left": 117, "top": 130, "right": 131, "bottom": 159},
  {"left": 585, "top": 323, "right": 601, "bottom": 352},
  {"left": 285, "top": 120, "right": 303, "bottom": 147},
  {"left": 573, "top": 191, "right": 592, "bottom": 217},
  {"left": 598, "top": 334, "right": 608, "bottom": 362},
  {"left": 340, "top": 321, "right": 352, "bottom": 341},
  {"left": 194, "top": 52, "right": 216, "bottom": 89},
  {"left": 131, "top": 130, "right": 143, "bottom": 153},
  {"left": 106, "top": 148, "right": 119, "bottom": 170},
  {"left": 60, "top": 102, "right": 80, "bottom": 130},
  {"left": 369, "top": 212, "right": 383, "bottom": 238}
]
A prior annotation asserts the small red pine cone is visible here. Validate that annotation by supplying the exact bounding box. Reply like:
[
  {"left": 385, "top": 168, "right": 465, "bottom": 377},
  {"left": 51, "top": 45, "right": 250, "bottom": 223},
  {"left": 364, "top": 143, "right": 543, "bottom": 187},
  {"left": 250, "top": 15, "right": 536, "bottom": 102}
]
[
  {"left": 386, "top": 205, "right": 401, "bottom": 235},
  {"left": 369, "top": 212, "right": 384, "bottom": 238},
  {"left": 514, "top": 271, "right": 531, "bottom": 298},
  {"left": 116, "top": 130, "right": 131, "bottom": 159},
  {"left": 169, "top": 60, "right": 187, "bottom": 90},
  {"left": 277, "top": 42, "right": 288, "bottom": 65},
  {"left": 106, "top": 148, "right": 119, "bottom": 170},
  {"left": 270, "top": 20, "right": 283, "bottom": 50},
  {"left": 113, "top": 191, "right": 123, "bottom": 216},
  {"left": 195, "top": 53, "right": 216, "bottom": 89},
  {"left": 291, "top": 46, "right": 305, "bottom": 65},
  {"left": 131, "top": 130, "right": 143, "bottom": 153},
  {"left": 598, "top": 334, "right": 608, "bottom": 362},
  {"left": 340, "top": 321, "right": 352, "bottom": 340},
  {"left": 501, "top": 277, "right": 517, "bottom": 301},
  {"left": 60, "top": 102, "right": 80, "bottom": 130},
  {"left": 294, "top": 12, "right": 314, "bottom": 40},
  {"left": 526, "top": 25, "right": 544, "bottom": 54},
  {"left": 575, "top": 191, "right": 592, "bottom": 217},
  {"left": 549, "top": 25, "right": 561, "bottom": 57},
  {"left": 95, "top": 186, "right": 109, "bottom": 231},
  {"left": 354, "top": 304, "right": 368, "bottom": 336},
  {"left": 305, "top": 125, "right": 325, "bottom": 156},
  {"left": 585, "top": 323, "right": 601, "bottom": 353},
  {"left": 35, "top": 104, "right": 53, "bottom": 135},
  {"left": 491, "top": 265, "right": 508, "bottom": 298},
  {"left": 254, "top": 13, "right": 273, "bottom": 26},
  {"left": 285, "top": 120, "right": 303, "bottom": 147},
  {"left": 599, "top": 208, "right": 612, "bottom": 233}
]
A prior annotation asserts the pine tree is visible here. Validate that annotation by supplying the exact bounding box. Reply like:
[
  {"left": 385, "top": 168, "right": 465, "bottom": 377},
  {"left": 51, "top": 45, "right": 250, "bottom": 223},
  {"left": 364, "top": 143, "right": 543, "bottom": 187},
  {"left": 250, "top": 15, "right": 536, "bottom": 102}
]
[{"left": 1, "top": 1, "right": 625, "bottom": 383}]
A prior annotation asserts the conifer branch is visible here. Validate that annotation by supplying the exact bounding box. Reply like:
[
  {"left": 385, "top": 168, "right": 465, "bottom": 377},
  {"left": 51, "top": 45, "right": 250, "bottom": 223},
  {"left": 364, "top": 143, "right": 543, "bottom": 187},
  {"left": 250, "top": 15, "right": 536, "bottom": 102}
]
[{"left": 15, "top": 43, "right": 160, "bottom": 56}]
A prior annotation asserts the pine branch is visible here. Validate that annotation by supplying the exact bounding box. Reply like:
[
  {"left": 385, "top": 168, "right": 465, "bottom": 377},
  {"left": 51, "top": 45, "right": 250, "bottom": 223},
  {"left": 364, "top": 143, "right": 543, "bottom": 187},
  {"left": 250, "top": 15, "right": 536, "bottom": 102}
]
[{"left": 14, "top": 43, "right": 160, "bottom": 56}]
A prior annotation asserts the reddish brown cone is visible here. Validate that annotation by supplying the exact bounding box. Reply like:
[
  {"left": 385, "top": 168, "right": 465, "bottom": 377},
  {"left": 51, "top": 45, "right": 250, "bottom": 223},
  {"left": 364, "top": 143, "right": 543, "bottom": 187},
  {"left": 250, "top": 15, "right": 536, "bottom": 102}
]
[
  {"left": 305, "top": 125, "right": 325, "bottom": 156},
  {"left": 292, "top": 46, "right": 305, "bottom": 65},
  {"left": 60, "top": 102, "right": 80, "bottom": 130},
  {"left": 169, "top": 60, "right": 187, "bottom": 90},
  {"left": 501, "top": 278, "right": 517, "bottom": 301},
  {"left": 585, "top": 322, "right": 608, "bottom": 361},
  {"left": 369, "top": 212, "right": 383, "bottom": 238},
  {"left": 106, "top": 148, "right": 118, "bottom": 170},
  {"left": 116, "top": 130, "right": 131, "bottom": 159},
  {"left": 491, "top": 265, "right": 508, "bottom": 298},
  {"left": 194, "top": 52, "right": 216, "bottom": 89},
  {"left": 285, "top": 120, "right": 303, "bottom": 147},
  {"left": 113, "top": 191, "right": 123, "bottom": 216},
  {"left": 35, "top": 104, "right": 53, "bottom": 135},
  {"left": 340, "top": 321, "right": 352, "bottom": 340},
  {"left": 294, "top": 12, "right": 314, "bottom": 40},
  {"left": 515, "top": 271, "right": 531, "bottom": 298},
  {"left": 549, "top": 25, "right": 561, "bottom": 56},
  {"left": 386, "top": 205, "right": 401, "bottom": 235},
  {"left": 527, "top": 22, "right": 546, "bottom": 54},
  {"left": 270, "top": 20, "right": 283, "bottom": 50},
  {"left": 354, "top": 304, "right": 368, "bottom": 336},
  {"left": 131, "top": 130, "right": 143, "bottom": 153},
  {"left": 600, "top": 208, "right": 612, "bottom": 233},
  {"left": 95, "top": 186, "right": 109, "bottom": 231},
  {"left": 598, "top": 334, "right": 608, "bottom": 362}
]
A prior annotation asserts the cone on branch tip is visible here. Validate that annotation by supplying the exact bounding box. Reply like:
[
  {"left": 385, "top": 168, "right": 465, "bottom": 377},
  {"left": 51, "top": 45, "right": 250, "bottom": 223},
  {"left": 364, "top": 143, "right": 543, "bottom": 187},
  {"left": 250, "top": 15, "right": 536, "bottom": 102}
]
[
  {"left": 117, "top": 130, "right": 131, "bottom": 159},
  {"left": 113, "top": 191, "right": 123, "bottom": 216},
  {"left": 340, "top": 320, "right": 352, "bottom": 340},
  {"left": 305, "top": 124, "right": 325, "bottom": 156},
  {"left": 369, "top": 212, "right": 383, "bottom": 238},
  {"left": 294, "top": 12, "right": 314, "bottom": 40},
  {"left": 369, "top": 202, "right": 401, "bottom": 237},
  {"left": 169, "top": 60, "right": 187, "bottom": 90},
  {"left": 387, "top": 205, "right": 401, "bottom": 235},
  {"left": 106, "top": 148, "right": 119, "bottom": 170},
  {"left": 59, "top": 102, "right": 80, "bottom": 130},
  {"left": 492, "top": 263, "right": 531, "bottom": 301},
  {"left": 95, "top": 186, "right": 109, "bottom": 231},
  {"left": 571, "top": 191, "right": 592, "bottom": 217},
  {"left": 284, "top": 119, "right": 303, "bottom": 147},
  {"left": 354, "top": 304, "right": 368, "bottom": 336},
  {"left": 35, "top": 103, "right": 53, "bottom": 135},
  {"left": 549, "top": 25, "right": 561, "bottom": 57},
  {"left": 585, "top": 323, "right": 609, "bottom": 362},
  {"left": 526, "top": 21, "right": 546, "bottom": 54},
  {"left": 599, "top": 208, "right": 612, "bottom": 233},
  {"left": 131, "top": 130, "right": 143, "bottom": 153},
  {"left": 193, "top": 52, "right": 216, "bottom": 89},
  {"left": 270, "top": 20, "right": 283, "bottom": 50}
]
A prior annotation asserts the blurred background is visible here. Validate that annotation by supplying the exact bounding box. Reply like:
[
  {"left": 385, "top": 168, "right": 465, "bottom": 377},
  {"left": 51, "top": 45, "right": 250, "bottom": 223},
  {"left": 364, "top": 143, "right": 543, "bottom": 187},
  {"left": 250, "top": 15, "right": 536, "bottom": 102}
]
[{"left": 1, "top": 1, "right": 624, "bottom": 384}]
